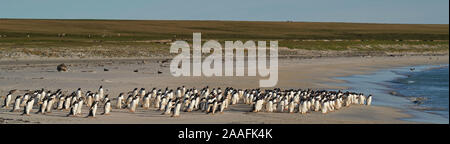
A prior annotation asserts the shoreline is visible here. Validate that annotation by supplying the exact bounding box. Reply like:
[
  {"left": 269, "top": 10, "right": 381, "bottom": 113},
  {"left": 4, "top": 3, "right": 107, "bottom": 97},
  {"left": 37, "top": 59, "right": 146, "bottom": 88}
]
[
  {"left": 331, "top": 64, "right": 449, "bottom": 124},
  {"left": 0, "top": 55, "right": 448, "bottom": 124}
]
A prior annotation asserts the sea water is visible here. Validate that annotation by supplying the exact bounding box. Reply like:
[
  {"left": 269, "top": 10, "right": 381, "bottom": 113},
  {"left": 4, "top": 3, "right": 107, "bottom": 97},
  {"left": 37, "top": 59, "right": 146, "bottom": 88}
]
[{"left": 332, "top": 64, "right": 449, "bottom": 124}]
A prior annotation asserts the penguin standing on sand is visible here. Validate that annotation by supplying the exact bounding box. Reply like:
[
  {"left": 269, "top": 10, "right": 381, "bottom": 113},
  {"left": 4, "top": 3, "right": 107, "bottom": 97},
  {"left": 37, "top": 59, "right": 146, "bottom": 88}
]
[
  {"left": 321, "top": 101, "right": 328, "bottom": 114},
  {"left": 186, "top": 97, "right": 195, "bottom": 112},
  {"left": 87, "top": 101, "right": 99, "bottom": 118},
  {"left": 86, "top": 93, "right": 93, "bottom": 107},
  {"left": 359, "top": 95, "right": 366, "bottom": 105},
  {"left": 211, "top": 99, "right": 218, "bottom": 114},
  {"left": 67, "top": 101, "right": 78, "bottom": 117},
  {"left": 11, "top": 95, "right": 23, "bottom": 112},
  {"left": 172, "top": 99, "right": 182, "bottom": 117},
  {"left": 94, "top": 93, "right": 100, "bottom": 103},
  {"left": 39, "top": 89, "right": 46, "bottom": 103},
  {"left": 57, "top": 95, "right": 65, "bottom": 110},
  {"left": 37, "top": 97, "right": 48, "bottom": 114},
  {"left": 126, "top": 94, "right": 134, "bottom": 109},
  {"left": 45, "top": 97, "right": 55, "bottom": 113},
  {"left": 98, "top": 86, "right": 104, "bottom": 100},
  {"left": 154, "top": 94, "right": 161, "bottom": 108},
  {"left": 116, "top": 93, "right": 124, "bottom": 109},
  {"left": 288, "top": 101, "right": 295, "bottom": 113},
  {"left": 20, "top": 94, "right": 30, "bottom": 107},
  {"left": 2, "top": 92, "right": 12, "bottom": 108},
  {"left": 253, "top": 97, "right": 264, "bottom": 113},
  {"left": 219, "top": 99, "right": 226, "bottom": 113},
  {"left": 159, "top": 97, "right": 168, "bottom": 111},
  {"left": 266, "top": 99, "right": 273, "bottom": 112},
  {"left": 63, "top": 95, "right": 72, "bottom": 110},
  {"left": 366, "top": 95, "right": 372, "bottom": 106},
  {"left": 76, "top": 97, "right": 85, "bottom": 116},
  {"left": 314, "top": 100, "right": 321, "bottom": 112},
  {"left": 300, "top": 101, "right": 308, "bottom": 114},
  {"left": 103, "top": 94, "right": 109, "bottom": 105},
  {"left": 102, "top": 100, "right": 111, "bottom": 115},
  {"left": 163, "top": 99, "right": 174, "bottom": 115},
  {"left": 142, "top": 95, "right": 150, "bottom": 109},
  {"left": 22, "top": 98, "right": 35, "bottom": 116},
  {"left": 129, "top": 97, "right": 139, "bottom": 113},
  {"left": 76, "top": 88, "right": 82, "bottom": 99}
]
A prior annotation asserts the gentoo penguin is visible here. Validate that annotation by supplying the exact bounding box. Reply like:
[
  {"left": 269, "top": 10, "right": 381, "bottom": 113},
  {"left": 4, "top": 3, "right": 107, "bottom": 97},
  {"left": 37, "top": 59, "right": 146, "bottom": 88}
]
[
  {"left": 252, "top": 98, "right": 264, "bottom": 113},
  {"left": 194, "top": 95, "right": 201, "bottom": 110},
  {"left": 126, "top": 94, "right": 134, "bottom": 108},
  {"left": 231, "top": 92, "right": 239, "bottom": 105},
  {"left": 182, "top": 86, "right": 186, "bottom": 96},
  {"left": 57, "top": 95, "right": 65, "bottom": 110},
  {"left": 63, "top": 95, "right": 72, "bottom": 110},
  {"left": 20, "top": 94, "right": 30, "bottom": 107},
  {"left": 278, "top": 100, "right": 285, "bottom": 113},
  {"left": 219, "top": 100, "right": 226, "bottom": 113},
  {"left": 211, "top": 99, "right": 218, "bottom": 114},
  {"left": 45, "top": 97, "right": 55, "bottom": 113},
  {"left": 103, "top": 94, "right": 109, "bottom": 104},
  {"left": 172, "top": 100, "right": 182, "bottom": 117},
  {"left": 86, "top": 93, "right": 93, "bottom": 107},
  {"left": 321, "top": 101, "right": 328, "bottom": 114},
  {"left": 67, "top": 101, "right": 78, "bottom": 117},
  {"left": 129, "top": 97, "right": 139, "bottom": 113},
  {"left": 366, "top": 95, "right": 372, "bottom": 106},
  {"left": 102, "top": 100, "right": 111, "bottom": 115},
  {"left": 288, "top": 101, "right": 295, "bottom": 113},
  {"left": 186, "top": 97, "right": 195, "bottom": 112},
  {"left": 37, "top": 97, "right": 49, "bottom": 114},
  {"left": 116, "top": 93, "right": 124, "bottom": 109},
  {"left": 159, "top": 97, "right": 168, "bottom": 111},
  {"left": 76, "top": 88, "right": 82, "bottom": 99},
  {"left": 11, "top": 95, "right": 23, "bottom": 112},
  {"left": 76, "top": 97, "right": 85, "bottom": 116},
  {"left": 142, "top": 95, "right": 150, "bottom": 109},
  {"left": 98, "top": 85, "right": 104, "bottom": 100},
  {"left": 314, "top": 100, "right": 321, "bottom": 112},
  {"left": 22, "top": 98, "right": 35, "bottom": 116},
  {"left": 87, "top": 101, "right": 99, "bottom": 118},
  {"left": 2, "top": 92, "right": 12, "bottom": 108},
  {"left": 359, "top": 95, "right": 366, "bottom": 105},
  {"left": 300, "top": 101, "right": 308, "bottom": 114},
  {"left": 182, "top": 97, "right": 190, "bottom": 112},
  {"left": 162, "top": 99, "right": 174, "bottom": 115},
  {"left": 154, "top": 94, "right": 161, "bottom": 108},
  {"left": 94, "top": 93, "right": 100, "bottom": 103},
  {"left": 266, "top": 100, "right": 273, "bottom": 112},
  {"left": 132, "top": 88, "right": 138, "bottom": 97},
  {"left": 205, "top": 98, "right": 214, "bottom": 113},
  {"left": 39, "top": 89, "right": 46, "bottom": 102}
]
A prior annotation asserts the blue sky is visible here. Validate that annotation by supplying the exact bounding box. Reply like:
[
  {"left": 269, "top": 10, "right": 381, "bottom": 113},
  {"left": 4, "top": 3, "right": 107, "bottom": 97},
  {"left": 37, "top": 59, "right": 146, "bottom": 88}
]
[{"left": 1, "top": 0, "right": 448, "bottom": 24}]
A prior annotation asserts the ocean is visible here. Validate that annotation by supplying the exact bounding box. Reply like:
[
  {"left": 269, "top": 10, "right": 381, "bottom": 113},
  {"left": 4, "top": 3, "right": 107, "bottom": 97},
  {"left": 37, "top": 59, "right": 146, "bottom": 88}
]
[
  {"left": 390, "top": 65, "right": 449, "bottom": 119},
  {"left": 333, "top": 64, "right": 449, "bottom": 124}
]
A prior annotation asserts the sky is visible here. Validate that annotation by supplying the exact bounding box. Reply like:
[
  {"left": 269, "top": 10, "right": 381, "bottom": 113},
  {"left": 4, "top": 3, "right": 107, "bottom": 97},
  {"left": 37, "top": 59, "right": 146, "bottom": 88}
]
[{"left": 1, "top": 0, "right": 448, "bottom": 24}]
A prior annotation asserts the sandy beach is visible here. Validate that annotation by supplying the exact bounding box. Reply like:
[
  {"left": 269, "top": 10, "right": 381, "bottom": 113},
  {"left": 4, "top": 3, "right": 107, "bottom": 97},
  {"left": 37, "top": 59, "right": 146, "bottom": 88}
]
[{"left": 0, "top": 55, "right": 447, "bottom": 124}]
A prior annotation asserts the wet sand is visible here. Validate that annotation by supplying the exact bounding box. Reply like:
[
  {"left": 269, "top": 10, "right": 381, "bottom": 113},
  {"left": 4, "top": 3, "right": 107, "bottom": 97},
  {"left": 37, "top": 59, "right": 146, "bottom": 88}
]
[{"left": 0, "top": 55, "right": 448, "bottom": 124}]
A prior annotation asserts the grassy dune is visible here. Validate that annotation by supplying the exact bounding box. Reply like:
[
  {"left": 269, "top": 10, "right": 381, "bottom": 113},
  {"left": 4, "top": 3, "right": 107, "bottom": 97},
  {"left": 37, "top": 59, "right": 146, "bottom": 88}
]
[{"left": 0, "top": 19, "right": 448, "bottom": 58}]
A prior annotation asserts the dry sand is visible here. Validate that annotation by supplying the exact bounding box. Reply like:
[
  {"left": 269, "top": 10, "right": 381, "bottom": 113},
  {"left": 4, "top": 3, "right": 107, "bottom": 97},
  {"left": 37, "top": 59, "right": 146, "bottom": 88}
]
[{"left": 0, "top": 55, "right": 448, "bottom": 124}]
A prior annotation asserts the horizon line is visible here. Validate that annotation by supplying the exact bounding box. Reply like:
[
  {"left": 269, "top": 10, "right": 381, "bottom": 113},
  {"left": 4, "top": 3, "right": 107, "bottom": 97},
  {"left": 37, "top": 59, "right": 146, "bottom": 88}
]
[{"left": 1, "top": 18, "right": 448, "bottom": 25}]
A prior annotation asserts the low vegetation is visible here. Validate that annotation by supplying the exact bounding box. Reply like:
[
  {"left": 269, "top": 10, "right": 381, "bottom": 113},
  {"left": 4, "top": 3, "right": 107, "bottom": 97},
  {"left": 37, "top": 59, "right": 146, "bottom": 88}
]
[{"left": 0, "top": 19, "right": 448, "bottom": 58}]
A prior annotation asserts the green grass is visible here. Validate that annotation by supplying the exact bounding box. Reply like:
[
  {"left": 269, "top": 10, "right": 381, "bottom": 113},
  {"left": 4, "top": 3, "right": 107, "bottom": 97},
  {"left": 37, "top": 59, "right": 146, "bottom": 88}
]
[{"left": 0, "top": 19, "right": 448, "bottom": 57}]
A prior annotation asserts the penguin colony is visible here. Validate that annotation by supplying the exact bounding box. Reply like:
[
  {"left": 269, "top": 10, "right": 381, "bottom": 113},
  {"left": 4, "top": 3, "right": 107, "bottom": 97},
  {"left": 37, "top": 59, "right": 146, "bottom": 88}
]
[{"left": 1, "top": 86, "right": 372, "bottom": 118}]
